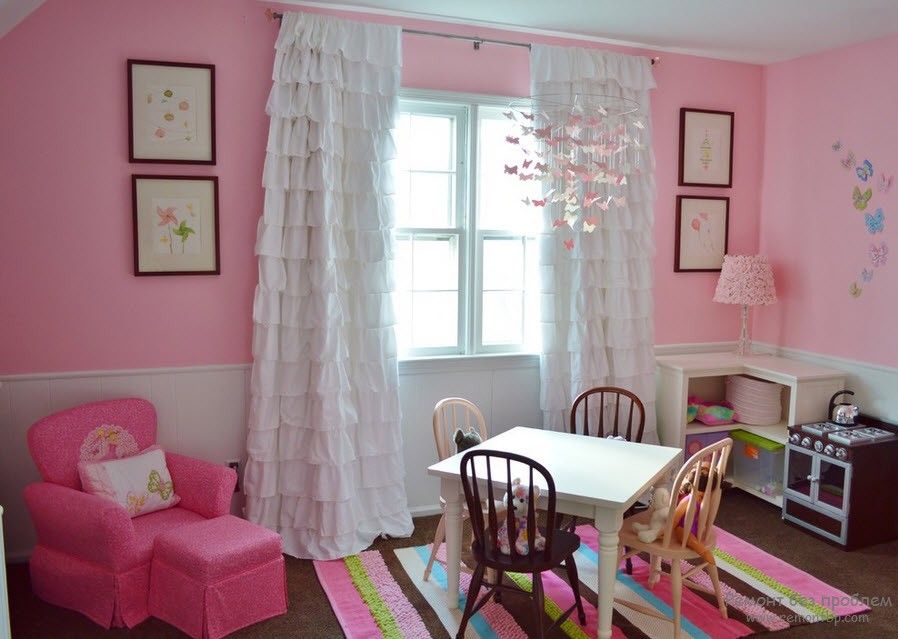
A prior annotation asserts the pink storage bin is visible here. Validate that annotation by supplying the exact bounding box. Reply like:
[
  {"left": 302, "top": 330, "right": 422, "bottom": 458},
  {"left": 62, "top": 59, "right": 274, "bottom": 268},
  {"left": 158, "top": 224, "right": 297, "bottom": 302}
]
[{"left": 685, "top": 430, "right": 732, "bottom": 457}]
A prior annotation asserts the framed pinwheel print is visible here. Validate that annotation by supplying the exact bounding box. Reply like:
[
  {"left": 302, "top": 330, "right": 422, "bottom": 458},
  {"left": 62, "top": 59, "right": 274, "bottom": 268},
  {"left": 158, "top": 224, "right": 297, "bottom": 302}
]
[
  {"left": 132, "top": 175, "right": 220, "bottom": 275},
  {"left": 678, "top": 108, "right": 734, "bottom": 187},
  {"left": 128, "top": 59, "right": 216, "bottom": 164}
]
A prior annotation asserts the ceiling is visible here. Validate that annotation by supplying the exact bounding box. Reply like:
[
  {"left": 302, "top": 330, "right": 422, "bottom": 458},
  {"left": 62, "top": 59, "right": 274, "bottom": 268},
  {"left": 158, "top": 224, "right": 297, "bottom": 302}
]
[
  {"left": 0, "top": 0, "right": 44, "bottom": 39},
  {"left": 279, "top": 0, "right": 898, "bottom": 64}
]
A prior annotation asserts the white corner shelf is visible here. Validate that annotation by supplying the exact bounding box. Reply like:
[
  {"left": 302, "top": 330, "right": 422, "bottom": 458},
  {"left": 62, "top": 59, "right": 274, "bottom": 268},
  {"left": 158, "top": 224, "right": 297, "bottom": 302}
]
[{"left": 685, "top": 420, "right": 790, "bottom": 445}]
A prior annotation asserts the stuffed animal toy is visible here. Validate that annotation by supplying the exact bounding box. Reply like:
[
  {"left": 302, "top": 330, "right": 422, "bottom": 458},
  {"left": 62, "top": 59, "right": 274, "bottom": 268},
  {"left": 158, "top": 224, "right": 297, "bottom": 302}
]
[
  {"left": 454, "top": 427, "right": 482, "bottom": 453},
  {"left": 631, "top": 486, "right": 671, "bottom": 543},
  {"left": 497, "top": 478, "right": 546, "bottom": 555}
]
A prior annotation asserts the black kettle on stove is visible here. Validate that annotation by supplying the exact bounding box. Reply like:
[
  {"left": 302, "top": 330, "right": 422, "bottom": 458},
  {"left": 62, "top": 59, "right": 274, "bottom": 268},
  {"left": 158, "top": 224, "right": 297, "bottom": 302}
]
[{"left": 829, "top": 390, "right": 860, "bottom": 425}]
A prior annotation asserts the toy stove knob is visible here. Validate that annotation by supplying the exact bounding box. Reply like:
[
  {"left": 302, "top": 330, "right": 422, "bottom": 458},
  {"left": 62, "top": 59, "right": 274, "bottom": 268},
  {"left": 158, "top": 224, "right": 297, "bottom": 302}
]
[
  {"left": 835, "top": 447, "right": 848, "bottom": 461},
  {"left": 814, "top": 440, "right": 824, "bottom": 452},
  {"left": 824, "top": 444, "right": 835, "bottom": 456},
  {"left": 801, "top": 436, "right": 812, "bottom": 448},
  {"left": 789, "top": 432, "right": 802, "bottom": 444}
]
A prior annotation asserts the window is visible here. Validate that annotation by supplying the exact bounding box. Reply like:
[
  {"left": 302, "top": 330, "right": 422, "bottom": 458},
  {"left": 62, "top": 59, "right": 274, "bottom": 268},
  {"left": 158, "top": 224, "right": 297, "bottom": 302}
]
[{"left": 394, "top": 94, "right": 541, "bottom": 358}]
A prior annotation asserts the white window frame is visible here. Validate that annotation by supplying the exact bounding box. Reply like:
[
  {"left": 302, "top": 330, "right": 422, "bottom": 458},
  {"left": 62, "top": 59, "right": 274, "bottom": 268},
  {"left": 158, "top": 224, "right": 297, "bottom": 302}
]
[{"left": 398, "top": 89, "right": 538, "bottom": 359}]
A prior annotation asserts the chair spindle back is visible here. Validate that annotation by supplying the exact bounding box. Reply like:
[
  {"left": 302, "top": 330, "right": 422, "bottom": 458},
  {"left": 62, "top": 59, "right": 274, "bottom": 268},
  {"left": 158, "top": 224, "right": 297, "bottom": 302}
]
[
  {"left": 569, "top": 386, "right": 646, "bottom": 442},
  {"left": 433, "top": 397, "right": 488, "bottom": 461}
]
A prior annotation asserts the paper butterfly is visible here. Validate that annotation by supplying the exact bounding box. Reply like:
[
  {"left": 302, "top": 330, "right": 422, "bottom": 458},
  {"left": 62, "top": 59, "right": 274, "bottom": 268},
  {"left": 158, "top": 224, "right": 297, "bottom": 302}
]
[
  {"left": 147, "top": 469, "right": 174, "bottom": 500},
  {"left": 583, "top": 192, "right": 602, "bottom": 208},
  {"left": 563, "top": 238, "right": 575, "bottom": 251},
  {"left": 534, "top": 126, "right": 552, "bottom": 139},
  {"left": 861, "top": 268, "right": 873, "bottom": 283},
  {"left": 519, "top": 111, "right": 534, "bottom": 121},
  {"left": 832, "top": 140, "right": 842, "bottom": 152},
  {"left": 502, "top": 111, "right": 514, "bottom": 120},
  {"left": 504, "top": 164, "right": 518, "bottom": 175},
  {"left": 870, "top": 242, "right": 889, "bottom": 267},
  {"left": 552, "top": 218, "right": 565, "bottom": 229},
  {"left": 853, "top": 186, "right": 872, "bottom": 211},
  {"left": 596, "top": 199, "right": 610, "bottom": 211},
  {"left": 841, "top": 151, "right": 856, "bottom": 170},
  {"left": 532, "top": 198, "right": 546, "bottom": 207},
  {"left": 582, "top": 216, "right": 598, "bottom": 233},
  {"left": 520, "top": 197, "right": 531, "bottom": 206},
  {"left": 856, "top": 159, "right": 874, "bottom": 182},
  {"left": 633, "top": 120, "right": 645, "bottom": 130},
  {"left": 534, "top": 162, "right": 548, "bottom": 173},
  {"left": 564, "top": 211, "right": 578, "bottom": 227},
  {"left": 505, "top": 136, "right": 520, "bottom": 145},
  {"left": 612, "top": 196, "right": 627, "bottom": 207},
  {"left": 522, "top": 159, "right": 532, "bottom": 169},
  {"left": 865, "top": 208, "right": 884, "bottom": 234},
  {"left": 519, "top": 173, "right": 534, "bottom": 181},
  {"left": 879, "top": 173, "right": 894, "bottom": 193},
  {"left": 848, "top": 282, "right": 862, "bottom": 298},
  {"left": 520, "top": 126, "right": 533, "bottom": 135}
]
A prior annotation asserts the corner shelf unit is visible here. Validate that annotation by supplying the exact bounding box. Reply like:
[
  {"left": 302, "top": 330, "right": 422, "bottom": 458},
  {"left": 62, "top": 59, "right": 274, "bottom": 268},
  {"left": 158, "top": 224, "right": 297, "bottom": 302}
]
[{"left": 656, "top": 352, "right": 845, "bottom": 507}]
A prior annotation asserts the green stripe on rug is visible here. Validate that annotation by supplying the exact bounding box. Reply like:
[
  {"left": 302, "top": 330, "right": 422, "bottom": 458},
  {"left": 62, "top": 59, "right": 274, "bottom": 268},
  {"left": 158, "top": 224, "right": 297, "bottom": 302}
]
[
  {"left": 344, "top": 555, "right": 402, "bottom": 638},
  {"left": 505, "top": 573, "right": 591, "bottom": 639},
  {"left": 712, "top": 548, "right": 835, "bottom": 621}
]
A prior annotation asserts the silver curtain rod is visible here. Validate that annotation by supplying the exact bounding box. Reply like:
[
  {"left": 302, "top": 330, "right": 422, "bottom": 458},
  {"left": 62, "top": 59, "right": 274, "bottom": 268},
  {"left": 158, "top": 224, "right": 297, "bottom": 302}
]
[{"left": 265, "top": 9, "right": 659, "bottom": 64}]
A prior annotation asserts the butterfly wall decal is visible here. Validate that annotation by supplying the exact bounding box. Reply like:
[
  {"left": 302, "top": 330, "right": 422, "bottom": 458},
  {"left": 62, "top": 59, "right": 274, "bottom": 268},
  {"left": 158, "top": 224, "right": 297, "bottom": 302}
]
[
  {"left": 864, "top": 208, "right": 885, "bottom": 234},
  {"left": 861, "top": 268, "right": 873, "bottom": 283},
  {"left": 879, "top": 173, "right": 894, "bottom": 193},
  {"left": 147, "top": 469, "right": 174, "bottom": 500},
  {"left": 848, "top": 282, "right": 863, "bottom": 298},
  {"left": 841, "top": 151, "right": 857, "bottom": 170},
  {"left": 832, "top": 140, "right": 842, "bottom": 152},
  {"left": 853, "top": 186, "right": 872, "bottom": 210},
  {"left": 856, "top": 159, "right": 874, "bottom": 182},
  {"left": 870, "top": 242, "right": 889, "bottom": 267}
]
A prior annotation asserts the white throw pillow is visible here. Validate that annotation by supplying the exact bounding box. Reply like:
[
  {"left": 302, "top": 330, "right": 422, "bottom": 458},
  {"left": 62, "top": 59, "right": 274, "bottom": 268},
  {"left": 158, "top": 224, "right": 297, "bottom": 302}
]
[{"left": 78, "top": 445, "right": 180, "bottom": 517}]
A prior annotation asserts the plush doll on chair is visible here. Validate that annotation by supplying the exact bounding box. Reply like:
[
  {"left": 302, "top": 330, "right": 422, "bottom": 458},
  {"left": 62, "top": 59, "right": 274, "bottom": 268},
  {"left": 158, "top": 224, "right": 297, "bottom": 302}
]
[{"left": 497, "top": 478, "right": 545, "bottom": 555}]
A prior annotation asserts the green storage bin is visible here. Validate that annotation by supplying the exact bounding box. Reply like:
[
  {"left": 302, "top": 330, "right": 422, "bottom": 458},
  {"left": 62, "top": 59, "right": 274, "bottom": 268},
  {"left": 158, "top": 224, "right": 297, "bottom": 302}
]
[{"left": 730, "top": 429, "right": 785, "bottom": 498}]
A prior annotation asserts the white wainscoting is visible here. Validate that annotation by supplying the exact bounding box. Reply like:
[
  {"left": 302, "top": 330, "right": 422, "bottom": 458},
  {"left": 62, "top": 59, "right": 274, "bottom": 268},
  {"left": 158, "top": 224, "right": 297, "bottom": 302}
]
[{"left": 3, "top": 341, "right": 894, "bottom": 561}]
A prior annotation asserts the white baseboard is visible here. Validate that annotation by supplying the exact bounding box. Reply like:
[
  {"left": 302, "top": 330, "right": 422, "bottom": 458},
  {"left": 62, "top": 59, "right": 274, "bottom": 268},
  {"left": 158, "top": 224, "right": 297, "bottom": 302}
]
[{"left": 409, "top": 504, "right": 442, "bottom": 518}]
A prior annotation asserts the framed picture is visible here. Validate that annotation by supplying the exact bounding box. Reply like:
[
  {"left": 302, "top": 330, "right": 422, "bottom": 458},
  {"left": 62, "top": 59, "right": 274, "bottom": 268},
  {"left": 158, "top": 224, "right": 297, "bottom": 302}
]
[
  {"left": 128, "top": 59, "right": 216, "bottom": 164},
  {"left": 675, "top": 195, "right": 729, "bottom": 272},
  {"left": 132, "top": 175, "right": 220, "bottom": 275},
  {"left": 678, "top": 108, "right": 734, "bottom": 187}
]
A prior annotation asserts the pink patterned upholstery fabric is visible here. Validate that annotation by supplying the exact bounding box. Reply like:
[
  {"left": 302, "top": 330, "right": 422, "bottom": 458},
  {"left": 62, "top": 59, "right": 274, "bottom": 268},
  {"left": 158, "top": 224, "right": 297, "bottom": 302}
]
[
  {"left": 23, "top": 398, "right": 238, "bottom": 629},
  {"left": 150, "top": 515, "right": 287, "bottom": 639}
]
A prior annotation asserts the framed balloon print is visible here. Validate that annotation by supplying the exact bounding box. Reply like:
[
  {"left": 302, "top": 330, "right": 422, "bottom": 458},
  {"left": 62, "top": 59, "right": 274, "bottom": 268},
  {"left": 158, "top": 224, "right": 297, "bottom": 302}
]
[
  {"left": 128, "top": 60, "right": 216, "bottom": 164},
  {"left": 675, "top": 195, "right": 729, "bottom": 272}
]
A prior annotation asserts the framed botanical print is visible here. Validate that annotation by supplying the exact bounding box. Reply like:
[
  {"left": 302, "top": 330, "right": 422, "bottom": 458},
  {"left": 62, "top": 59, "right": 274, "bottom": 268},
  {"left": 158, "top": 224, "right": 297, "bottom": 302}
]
[
  {"left": 128, "top": 59, "right": 216, "bottom": 164},
  {"left": 132, "top": 175, "right": 220, "bottom": 275},
  {"left": 675, "top": 195, "right": 729, "bottom": 272},
  {"left": 678, "top": 108, "right": 734, "bottom": 187}
]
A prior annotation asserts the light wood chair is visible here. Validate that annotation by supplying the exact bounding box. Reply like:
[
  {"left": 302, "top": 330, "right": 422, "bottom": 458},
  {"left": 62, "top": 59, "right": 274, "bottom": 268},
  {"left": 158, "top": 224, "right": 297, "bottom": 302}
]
[
  {"left": 565, "top": 386, "right": 647, "bottom": 574},
  {"left": 423, "top": 397, "right": 495, "bottom": 581},
  {"left": 616, "top": 438, "right": 733, "bottom": 639}
]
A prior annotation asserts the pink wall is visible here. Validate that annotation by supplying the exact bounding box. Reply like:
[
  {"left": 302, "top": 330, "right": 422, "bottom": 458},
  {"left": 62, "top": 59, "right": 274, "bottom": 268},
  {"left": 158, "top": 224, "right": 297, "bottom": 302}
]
[
  {"left": 0, "top": 0, "right": 763, "bottom": 374},
  {"left": 756, "top": 35, "right": 898, "bottom": 367}
]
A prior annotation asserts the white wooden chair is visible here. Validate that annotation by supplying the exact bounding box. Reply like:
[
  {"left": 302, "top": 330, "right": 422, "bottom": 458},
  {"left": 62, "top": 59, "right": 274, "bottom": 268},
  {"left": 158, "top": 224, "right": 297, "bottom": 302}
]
[
  {"left": 423, "top": 397, "right": 498, "bottom": 581},
  {"left": 616, "top": 438, "right": 733, "bottom": 639}
]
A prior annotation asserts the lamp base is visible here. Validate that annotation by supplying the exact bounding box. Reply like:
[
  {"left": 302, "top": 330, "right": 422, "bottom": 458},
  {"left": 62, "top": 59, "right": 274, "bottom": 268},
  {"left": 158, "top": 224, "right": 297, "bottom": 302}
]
[{"left": 735, "top": 303, "right": 752, "bottom": 356}]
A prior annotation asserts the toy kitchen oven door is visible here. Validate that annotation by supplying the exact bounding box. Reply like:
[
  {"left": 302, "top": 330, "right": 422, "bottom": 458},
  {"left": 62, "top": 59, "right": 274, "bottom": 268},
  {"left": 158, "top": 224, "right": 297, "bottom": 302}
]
[{"left": 782, "top": 418, "right": 898, "bottom": 549}]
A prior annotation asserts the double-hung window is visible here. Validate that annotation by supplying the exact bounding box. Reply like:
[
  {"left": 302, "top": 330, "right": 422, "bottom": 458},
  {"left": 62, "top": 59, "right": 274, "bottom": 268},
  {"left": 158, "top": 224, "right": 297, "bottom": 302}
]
[{"left": 394, "top": 93, "right": 541, "bottom": 358}]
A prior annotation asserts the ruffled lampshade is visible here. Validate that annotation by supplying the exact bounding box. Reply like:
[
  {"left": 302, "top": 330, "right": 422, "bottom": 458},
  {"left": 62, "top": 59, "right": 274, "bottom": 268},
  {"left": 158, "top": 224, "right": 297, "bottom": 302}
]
[{"left": 713, "top": 255, "right": 777, "bottom": 355}]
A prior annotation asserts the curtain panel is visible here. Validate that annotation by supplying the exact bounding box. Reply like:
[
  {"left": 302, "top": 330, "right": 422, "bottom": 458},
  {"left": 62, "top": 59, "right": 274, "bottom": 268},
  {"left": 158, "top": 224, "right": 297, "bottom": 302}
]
[
  {"left": 531, "top": 45, "right": 658, "bottom": 443},
  {"left": 246, "top": 11, "right": 413, "bottom": 559}
]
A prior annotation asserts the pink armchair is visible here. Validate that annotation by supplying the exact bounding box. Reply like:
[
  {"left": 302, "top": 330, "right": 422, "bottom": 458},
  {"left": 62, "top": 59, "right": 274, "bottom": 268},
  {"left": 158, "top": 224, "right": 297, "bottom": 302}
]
[{"left": 24, "top": 398, "right": 237, "bottom": 629}]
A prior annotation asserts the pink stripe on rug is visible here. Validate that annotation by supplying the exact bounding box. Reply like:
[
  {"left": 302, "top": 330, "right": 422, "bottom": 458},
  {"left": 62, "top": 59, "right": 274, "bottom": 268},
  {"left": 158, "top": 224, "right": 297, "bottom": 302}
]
[
  {"left": 538, "top": 565, "right": 628, "bottom": 639},
  {"left": 714, "top": 527, "right": 869, "bottom": 616},
  {"left": 315, "top": 559, "right": 383, "bottom": 639},
  {"left": 359, "top": 551, "right": 429, "bottom": 638}
]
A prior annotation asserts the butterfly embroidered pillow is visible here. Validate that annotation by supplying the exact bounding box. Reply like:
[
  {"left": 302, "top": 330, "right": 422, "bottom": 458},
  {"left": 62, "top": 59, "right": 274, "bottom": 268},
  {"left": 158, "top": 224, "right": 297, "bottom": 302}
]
[{"left": 78, "top": 445, "right": 179, "bottom": 517}]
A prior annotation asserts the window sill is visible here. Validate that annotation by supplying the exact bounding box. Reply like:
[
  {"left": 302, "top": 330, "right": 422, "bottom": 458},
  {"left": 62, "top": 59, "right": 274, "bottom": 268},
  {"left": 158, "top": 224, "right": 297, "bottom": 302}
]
[{"left": 398, "top": 352, "right": 539, "bottom": 375}]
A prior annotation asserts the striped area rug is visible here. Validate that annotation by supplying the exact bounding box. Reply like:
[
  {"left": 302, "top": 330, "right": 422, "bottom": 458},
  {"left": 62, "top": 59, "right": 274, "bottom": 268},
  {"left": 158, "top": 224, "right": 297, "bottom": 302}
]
[{"left": 313, "top": 525, "right": 869, "bottom": 638}]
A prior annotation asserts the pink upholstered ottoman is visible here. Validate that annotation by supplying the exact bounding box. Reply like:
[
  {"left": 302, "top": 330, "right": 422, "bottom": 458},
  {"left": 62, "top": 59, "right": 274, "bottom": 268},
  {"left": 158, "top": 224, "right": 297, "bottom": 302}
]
[{"left": 149, "top": 515, "right": 287, "bottom": 639}]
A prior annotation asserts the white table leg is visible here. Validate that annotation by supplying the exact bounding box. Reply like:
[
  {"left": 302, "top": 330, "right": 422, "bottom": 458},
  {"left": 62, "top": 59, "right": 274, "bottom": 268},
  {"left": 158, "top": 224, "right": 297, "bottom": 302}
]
[
  {"left": 442, "top": 477, "right": 464, "bottom": 609},
  {"left": 594, "top": 508, "right": 623, "bottom": 639}
]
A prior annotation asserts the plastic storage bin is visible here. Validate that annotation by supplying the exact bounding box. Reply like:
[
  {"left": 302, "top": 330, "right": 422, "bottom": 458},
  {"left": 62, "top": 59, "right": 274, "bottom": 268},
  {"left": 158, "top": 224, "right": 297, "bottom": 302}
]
[
  {"left": 730, "top": 429, "right": 785, "bottom": 497},
  {"left": 684, "top": 430, "right": 731, "bottom": 458}
]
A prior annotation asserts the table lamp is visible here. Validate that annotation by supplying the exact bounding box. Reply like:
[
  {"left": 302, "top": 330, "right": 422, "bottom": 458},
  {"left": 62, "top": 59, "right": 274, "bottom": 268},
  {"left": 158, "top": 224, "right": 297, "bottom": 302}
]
[{"left": 713, "top": 254, "right": 777, "bottom": 356}]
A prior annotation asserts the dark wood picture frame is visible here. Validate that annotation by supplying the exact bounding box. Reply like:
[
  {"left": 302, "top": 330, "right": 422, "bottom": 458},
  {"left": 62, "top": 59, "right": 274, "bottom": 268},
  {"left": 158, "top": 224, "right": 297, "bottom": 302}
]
[
  {"left": 128, "top": 59, "right": 216, "bottom": 164},
  {"left": 678, "top": 107, "right": 734, "bottom": 187},
  {"left": 674, "top": 195, "right": 729, "bottom": 272},
  {"left": 132, "top": 175, "right": 220, "bottom": 276}
]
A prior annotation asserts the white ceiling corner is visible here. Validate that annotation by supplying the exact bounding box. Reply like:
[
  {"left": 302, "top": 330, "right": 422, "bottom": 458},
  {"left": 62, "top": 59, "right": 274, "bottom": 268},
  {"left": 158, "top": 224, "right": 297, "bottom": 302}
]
[
  {"left": 272, "top": 0, "right": 898, "bottom": 64},
  {"left": 0, "top": 0, "right": 45, "bottom": 40}
]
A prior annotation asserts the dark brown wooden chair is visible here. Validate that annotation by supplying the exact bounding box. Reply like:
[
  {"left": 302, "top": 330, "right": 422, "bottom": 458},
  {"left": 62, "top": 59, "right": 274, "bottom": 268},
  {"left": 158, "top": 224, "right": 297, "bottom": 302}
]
[
  {"left": 566, "top": 386, "right": 647, "bottom": 574},
  {"left": 457, "top": 449, "right": 586, "bottom": 639}
]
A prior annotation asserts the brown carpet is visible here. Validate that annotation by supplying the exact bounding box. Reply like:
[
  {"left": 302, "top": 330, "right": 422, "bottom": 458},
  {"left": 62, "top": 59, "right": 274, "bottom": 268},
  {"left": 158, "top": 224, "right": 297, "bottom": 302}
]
[{"left": 7, "top": 490, "right": 898, "bottom": 638}]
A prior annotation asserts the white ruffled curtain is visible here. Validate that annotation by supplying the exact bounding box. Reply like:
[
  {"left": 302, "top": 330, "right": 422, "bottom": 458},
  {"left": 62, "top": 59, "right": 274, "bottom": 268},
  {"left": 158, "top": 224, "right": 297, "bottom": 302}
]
[
  {"left": 246, "top": 11, "right": 413, "bottom": 559},
  {"left": 532, "top": 45, "right": 658, "bottom": 443}
]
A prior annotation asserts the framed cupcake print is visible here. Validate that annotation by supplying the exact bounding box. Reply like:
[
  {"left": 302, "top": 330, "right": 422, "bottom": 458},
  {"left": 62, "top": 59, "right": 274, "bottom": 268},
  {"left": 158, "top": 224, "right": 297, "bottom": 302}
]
[
  {"left": 128, "top": 60, "right": 216, "bottom": 164},
  {"left": 132, "top": 175, "right": 220, "bottom": 275},
  {"left": 678, "top": 108, "right": 734, "bottom": 187}
]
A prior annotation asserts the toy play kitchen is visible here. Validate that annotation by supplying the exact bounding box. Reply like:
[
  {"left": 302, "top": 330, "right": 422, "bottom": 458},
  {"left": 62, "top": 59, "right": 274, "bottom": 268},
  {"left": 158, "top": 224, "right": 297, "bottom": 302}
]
[{"left": 783, "top": 390, "right": 898, "bottom": 549}]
